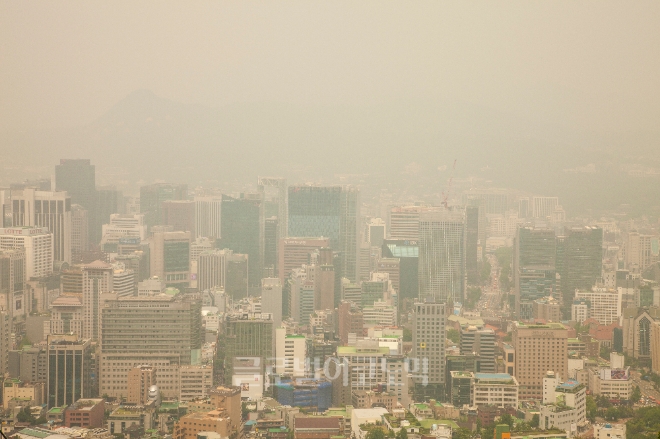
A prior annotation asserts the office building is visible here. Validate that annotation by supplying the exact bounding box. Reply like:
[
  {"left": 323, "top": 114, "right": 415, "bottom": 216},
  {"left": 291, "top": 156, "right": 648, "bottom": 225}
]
[
  {"left": 338, "top": 301, "right": 364, "bottom": 345},
  {"left": 532, "top": 196, "right": 559, "bottom": 219},
  {"left": 624, "top": 231, "right": 655, "bottom": 272},
  {"left": 593, "top": 424, "right": 625, "bottom": 439},
  {"left": 222, "top": 312, "right": 273, "bottom": 385},
  {"left": 64, "top": 398, "right": 105, "bottom": 428},
  {"left": 460, "top": 326, "right": 496, "bottom": 373},
  {"left": 219, "top": 194, "right": 262, "bottom": 286},
  {"left": 96, "top": 185, "right": 124, "bottom": 238},
  {"left": 588, "top": 366, "right": 632, "bottom": 400},
  {"left": 70, "top": 205, "right": 88, "bottom": 263},
  {"left": 574, "top": 288, "right": 621, "bottom": 325},
  {"left": 198, "top": 249, "right": 230, "bottom": 292},
  {"left": 513, "top": 321, "right": 568, "bottom": 400},
  {"left": 0, "top": 226, "right": 53, "bottom": 279},
  {"left": 194, "top": 196, "right": 222, "bottom": 239},
  {"left": 556, "top": 227, "right": 603, "bottom": 305},
  {"left": 127, "top": 365, "right": 157, "bottom": 405},
  {"left": 275, "top": 328, "right": 307, "bottom": 377},
  {"left": 374, "top": 257, "right": 400, "bottom": 294},
  {"left": 571, "top": 299, "right": 589, "bottom": 323},
  {"left": 46, "top": 334, "right": 93, "bottom": 408},
  {"left": 0, "top": 248, "right": 25, "bottom": 316},
  {"left": 278, "top": 237, "right": 329, "bottom": 285},
  {"left": 473, "top": 373, "right": 519, "bottom": 409},
  {"left": 262, "top": 278, "right": 283, "bottom": 329},
  {"left": 99, "top": 293, "right": 202, "bottom": 399},
  {"left": 288, "top": 267, "right": 315, "bottom": 326},
  {"left": 418, "top": 209, "right": 466, "bottom": 303},
  {"left": 162, "top": 200, "right": 196, "bottom": 236},
  {"left": 179, "top": 364, "right": 214, "bottom": 401},
  {"left": 55, "top": 159, "right": 97, "bottom": 243},
  {"left": 412, "top": 301, "right": 446, "bottom": 400},
  {"left": 113, "top": 264, "right": 135, "bottom": 297},
  {"left": 651, "top": 321, "right": 660, "bottom": 374},
  {"left": 540, "top": 374, "right": 587, "bottom": 436},
  {"left": 264, "top": 216, "right": 278, "bottom": 276},
  {"left": 312, "top": 247, "right": 335, "bottom": 311},
  {"left": 44, "top": 295, "right": 83, "bottom": 339},
  {"left": 449, "top": 371, "right": 474, "bottom": 407},
  {"left": 514, "top": 226, "right": 556, "bottom": 319},
  {"left": 8, "top": 345, "right": 48, "bottom": 384},
  {"left": 382, "top": 240, "right": 418, "bottom": 301},
  {"left": 466, "top": 205, "right": 480, "bottom": 285},
  {"left": 100, "top": 214, "right": 147, "bottom": 252},
  {"left": 622, "top": 307, "right": 659, "bottom": 361},
  {"left": 532, "top": 296, "right": 562, "bottom": 322},
  {"left": 150, "top": 230, "right": 190, "bottom": 289},
  {"left": 140, "top": 183, "right": 188, "bottom": 230},
  {"left": 82, "top": 260, "right": 114, "bottom": 340},
  {"left": 288, "top": 185, "right": 360, "bottom": 282},
  {"left": 462, "top": 188, "right": 511, "bottom": 216},
  {"left": 11, "top": 188, "right": 72, "bottom": 263},
  {"left": 389, "top": 206, "right": 440, "bottom": 241},
  {"left": 366, "top": 218, "right": 386, "bottom": 248},
  {"left": 0, "top": 310, "right": 10, "bottom": 375}
]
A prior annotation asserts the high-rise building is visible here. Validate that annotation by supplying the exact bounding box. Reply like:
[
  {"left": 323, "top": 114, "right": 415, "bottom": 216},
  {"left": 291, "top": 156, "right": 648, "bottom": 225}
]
[
  {"left": 275, "top": 327, "right": 307, "bottom": 377},
  {"left": 556, "top": 227, "right": 603, "bottom": 306},
  {"left": 99, "top": 293, "right": 202, "bottom": 399},
  {"left": 222, "top": 312, "right": 273, "bottom": 385},
  {"left": 44, "top": 295, "right": 83, "bottom": 338},
  {"left": 162, "top": 200, "right": 196, "bottom": 237},
  {"left": 532, "top": 196, "right": 559, "bottom": 219},
  {"left": 55, "top": 159, "right": 97, "bottom": 244},
  {"left": 140, "top": 183, "right": 188, "bottom": 230},
  {"left": 100, "top": 214, "right": 147, "bottom": 253},
  {"left": 389, "top": 206, "right": 440, "bottom": 241},
  {"left": 382, "top": 240, "right": 418, "bottom": 301},
  {"left": 194, "top": 196, "right": 222, "bottom": 239},
  {"left": 513, "top": 321, "right": 567, "bottom": 400},
  {"left": 113, "top": 264, "right": 135, "bottom": 297},
  {"left": 288, "top": 268, "right": 315, "bottom": 326},
  {"left": 96, "top": 185, "right": 124, "bottom": 242},
  {"left": 624, "top": 231, "right": 655, "bottom": 273},
  {"left": 418, "top": 209, "right": 466, "bottom": 303},
  {"left": 0, "top": 227, "right": 53, "bottom": 279},
  {"left": 465, "top": 206, "right": 480, "bottom": 285},
  {"left": 278, "top": 237, "right": 329, "bottom": 285},
  {"left": 288, "top": 185, "right": 360, "bottom": 282},
  {"left": 219, "top": 194, "right": 262, "bottom": 286},
  {"left": 46, "top": 334, "right": 93, "bottom": 407},
  {"left": 127, "top": 365, "right": 157, "bottom": 405},
  {"left": 261, "top": 278, "right": 283, "bottom": 329},
  {"left": 313, "top": 248, "right": 335, "bottom": 311},
  {"left": 513, "top": 226, "right": 556, "bottom": 319},
  {"left": 0, "top": 248, "right": 26, "bottom": 317},
  {"left": 366, "top": 218, "right": 386, "bottom": 248},
  {"left": 338, "top": 301, "right": 364, "bottom": 345},
  {"left": 374, "top": 258, "right": 400, "bottom": 295},
  {"left": 82, "top": 260, "right": 114, "bottom": 340},
  {"left": 150, "top": 230, "right": 190, "bottom": 289},
  {"left": 264, "top": 217, "right": 278, "bottom": 276},
  {"left": 11, "top": 188, "right": 72, "bottom": 263},
  {"left": 70, "top": 205, "right": 88, "bottom": 264},
  {"left": 460, "top": 326, "right": 496, "bottom": 373},
  {"left": 412, "top": 301, "right": 446, "bottom": 401},
  {"left": 462, "top": 189, "right": 511, "bottom": 216},
  {"left": 0, "top": 310, "right": 10, "bottom": 375},
  {"left": 574, "top": 288, "right": 621, "bottom": 325}
]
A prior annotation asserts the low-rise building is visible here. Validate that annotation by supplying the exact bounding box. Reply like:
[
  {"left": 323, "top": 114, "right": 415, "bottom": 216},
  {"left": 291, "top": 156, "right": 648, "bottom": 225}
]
[
  {"left": 539, "top": 374, "right": 587, "bottom": 437},
  {"left": 472, "top": 373, "right": 518, "bottom": 409},
  {"left": 593, "top": 423, "right": 626, "bottom": 439},
  {"left": 64, "top": 398, "right": 105, "bottom": 428},
  {"left": 173, "top": 409, "right": 236, "bottom": 439},
  {"left": 294, "top": 416, "right": 344, "bottom": 439},
  {"left": 588, "top": 368, "right": 632, "bottom": 401},
  {"left": 2, "top": 379, "right": 45, "bottom": 409},
  {"left": 107, "top": 405, "right": 155, "bottom": 436}
]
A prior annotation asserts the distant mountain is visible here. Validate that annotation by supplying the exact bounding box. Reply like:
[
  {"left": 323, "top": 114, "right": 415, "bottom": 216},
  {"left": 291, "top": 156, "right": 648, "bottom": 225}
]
[{"left": 2, "top": 89, "right": 659, "bottom": 216}]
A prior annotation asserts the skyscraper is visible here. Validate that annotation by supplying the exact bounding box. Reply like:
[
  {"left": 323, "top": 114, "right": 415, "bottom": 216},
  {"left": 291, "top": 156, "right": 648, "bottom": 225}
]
[
  {"left": 219, "top": 194, "right": 262, "bottom": 286},
  {"left": 55, "top": 159, "right": 96, "bottom": 244},
  {"left": 81, "top": 260, "right": 114, "bottom": 340},
  {"left": 0, "top": 248, "right": 25, "bottom": 317},
  {"left": 261, "top": 278, "right": 283, "bottom": 328},
  {"left": 194, "top": 196, "right": 222, "bottom": 239},
  {"left": 288, "top": 185, "right": 359, "bottom": 282},
  {"left": 412, "top": 301, "right": 446, "bottom": 401},
  {"left": 70, "top": 204, "right": 88, "bottom": 263},
  {"left": 47, "top": 334, "right": 93, "bottom": 408},
  {"left": 513, "top": 226, "right": 556, "bottom": 320},
  {"left": 532, "top": 196, "right": 559, "bottom": 219},
  {"left": 418, "top": 209, "right": 466, "bottom": 304},
  {"left": 465, "top": 205, "right": 479, "bottom": 285},
  {"left": 140, "top": 183, "right": 188, "bottom": 230},
  {"left": 11, "top": 188, "right": 72, "bottom": 263},
  {"left": 556, "top": 227, "right": 603, "bottom": 307},
  {"left": 161, "top": 200, "right": 196, "bottom": 236},
  {"left": 149, "top": 230, "right": 191, "bottom": 289},
  {"left": 0, "top": 227, "right": 53, "bottom": 279}
]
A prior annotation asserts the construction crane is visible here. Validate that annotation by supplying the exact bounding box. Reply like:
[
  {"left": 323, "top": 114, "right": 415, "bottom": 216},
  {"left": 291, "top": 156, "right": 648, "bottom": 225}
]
[{"left": 441, "top": 159, "right": 457, "bottom": 209}]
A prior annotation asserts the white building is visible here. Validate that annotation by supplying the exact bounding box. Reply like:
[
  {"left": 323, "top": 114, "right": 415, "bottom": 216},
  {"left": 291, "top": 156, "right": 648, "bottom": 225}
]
[
  {"left": 194, "top": 196, "right": 222, "bottom": 239},
  {"left": 262, "top": 278, "right": 283, "bottom": 329},
  {"left": 588, "top": 367, "right": 632, "bottom": 400},
  {"left": 0, "top": 227, "right": 53, "bottom": 278},
  {"left": 138, "top": 277, "right": 165, "bottom": 296},
  {"left": 275, "top": 327, "right": 307, "bottom": 377},
  {"left": 101, "top": 214, "right": 147, "bottom": 244},
  {"left": 593, "top": 423, "right": 625, "bottom": 439},
  {"left": 113, "top": 264, "right": 135, "bottom": 297},
  {"left": 179, "top": 364, "right": 214, "bottom": 401},
  {"left": 363, "top": 300, "right": 397, "bottom": 326},
  {"left": 571, "top": 301, "right": 589, "bottom": 323},
  {"left": 540, "top": 373, "right": 587, "bottom": 437},
  {"left": 472, "top": 373, "right": 519, "bottom": 409},
  {"left": 575, "top": 288, "right": 622, "bottom": 325},
  {"left": 351, "top": 407, "right": 389, "bottom": 439}
]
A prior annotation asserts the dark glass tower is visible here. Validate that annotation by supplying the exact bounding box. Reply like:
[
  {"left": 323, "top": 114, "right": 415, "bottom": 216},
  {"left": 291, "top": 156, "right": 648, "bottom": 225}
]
[
  {"left": 55, "top": 159, "right": 97, "bottom": 244},
  {"left": 139, "top": 183, "right": 188, "bottom": 230},
  {"left": 219, "top": 194, "right": 262, "bottom": 286}
]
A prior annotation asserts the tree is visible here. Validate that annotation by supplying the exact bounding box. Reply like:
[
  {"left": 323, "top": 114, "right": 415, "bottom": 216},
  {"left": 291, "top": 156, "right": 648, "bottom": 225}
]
[
  {"left": 447, "top": 328, "right": 460, "bottom": 343},
  {"left": 530, "top": 414, "right": 539, "bottom": 428},
  {"left": 452, "top": 428, "right": 472, "bottom": 439},
  {"left": 631, "top": 385, "right": 642, "bottom": 403},
  {"left": 403, "top": 328, "right": 412, "bottom": 342},
  {"left": 17, "top": 406, "right": 35, "bottom": 423},
  {"left": 499, "top": 414, "right": 514, "bottom": 429},
  {"left": 586, "top": 396, "right": 597, "bottom": 422},
  {"left": 397, "top": 429, "right": 408, "bottom": 439},
  {"left": 366, "top": 429, "right": 385, "bottom": 439}
]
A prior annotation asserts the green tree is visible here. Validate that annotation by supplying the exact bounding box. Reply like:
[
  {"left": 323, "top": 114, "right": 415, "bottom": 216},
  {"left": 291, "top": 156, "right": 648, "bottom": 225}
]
[
  {"left": 452, "top": 428, "right": 472, "bottom": 439},
  {"left": 586, "top": 396, "right": 597, "bottom": 422},
  {"left": 366, "top": 429, "right": 385, "bottom": 439},
  {"left": 17, "top": 406, "right": 35, "bottom": 423},
  {"left": 403, "top": 328, "right": 412, "bottom": 342},
  {"left": 499, "top": 414, "right": 514, "bottom": 429},
  {"left": 397, "top": 429, "right": 408, "bottom": 439},
  {"left": 447, "top": 328, "right": 460, "bottom": 343},
  {"left": 631, "top": 385, "right": 642, "bottom": 403},
  {"left": 530, "top": 414, "right": 539, "bottom": 428}
]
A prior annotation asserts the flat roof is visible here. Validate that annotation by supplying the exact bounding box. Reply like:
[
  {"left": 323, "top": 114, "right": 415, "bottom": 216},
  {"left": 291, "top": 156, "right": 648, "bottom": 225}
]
[{"left": 475, "top": 373, "right": 513, "bottom": 380}]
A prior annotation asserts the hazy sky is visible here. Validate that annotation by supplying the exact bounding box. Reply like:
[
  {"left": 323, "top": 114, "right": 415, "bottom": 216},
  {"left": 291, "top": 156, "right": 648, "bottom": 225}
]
[{"left": 1, "top": 1, "right": 659, "bottom": 134}]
